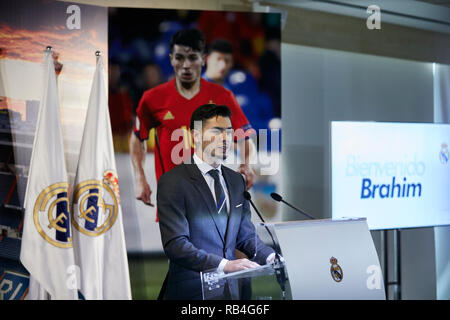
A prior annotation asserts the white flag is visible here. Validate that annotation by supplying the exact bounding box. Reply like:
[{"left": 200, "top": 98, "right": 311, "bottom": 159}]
[
  {"left": 20, "top": 50, "right": 77, "bottom": 300},
  {"left": 71, "top": 55, "right": 131, "bottom": 300}
]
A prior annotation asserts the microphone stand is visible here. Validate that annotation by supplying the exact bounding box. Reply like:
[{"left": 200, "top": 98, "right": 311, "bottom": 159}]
[{"left": 244, "top": 192, "right": 287, "bottom": 300}]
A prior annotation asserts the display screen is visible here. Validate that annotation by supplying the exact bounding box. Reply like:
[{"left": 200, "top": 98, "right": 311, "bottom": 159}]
[{"left": 331, "top": 121, "right": 450, "bottom": 230}]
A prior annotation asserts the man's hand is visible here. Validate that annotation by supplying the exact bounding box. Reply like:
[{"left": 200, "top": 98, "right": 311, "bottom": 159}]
[
  {"left": 129, "top": 133, "right": 154, "bottom": 207},
  {"left": 135, "top": 178, "right": 154, "bottom": 207},
  {"left": 238, "top": 164, "right": 255, "bottom": 190},
  {"left": 223, "top": 258, "right": 260, "bottom": 273}
]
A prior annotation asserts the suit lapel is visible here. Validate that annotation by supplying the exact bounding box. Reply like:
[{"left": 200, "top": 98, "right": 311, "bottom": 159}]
[{"left": 184, "top": 162, "right": 226, "bottom": 244}]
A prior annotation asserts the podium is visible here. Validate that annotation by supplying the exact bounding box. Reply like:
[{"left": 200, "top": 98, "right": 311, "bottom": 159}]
[
  {"left": 201, "top": 258, "right": 286, "bottom": 300},
  {"left": 201, "top": 218, "right": 386, "bottom": 300}
]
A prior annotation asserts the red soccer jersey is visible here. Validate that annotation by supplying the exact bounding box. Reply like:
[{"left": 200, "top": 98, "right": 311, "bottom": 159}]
[{"left": 134, "top": 78, "right": 254, "bottom": 182}]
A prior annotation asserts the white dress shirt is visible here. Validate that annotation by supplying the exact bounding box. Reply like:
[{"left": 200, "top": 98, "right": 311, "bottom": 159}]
[{"left": 193, "top": 153, "right": 230, "bottom": 215}]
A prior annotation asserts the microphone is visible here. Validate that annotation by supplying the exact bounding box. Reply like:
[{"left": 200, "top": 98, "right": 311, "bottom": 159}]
[
  {"left": 243, "top": 191, "right": 267, "bottom": 225},
  {"left": 243, "top": 191, "right": 275, "bottom": 255},
  {"left": 243, "top": 191, "right": 287, "bottom": 299},
  {"left": 270, "top": 192, "right": 314, "bottom": 220}
]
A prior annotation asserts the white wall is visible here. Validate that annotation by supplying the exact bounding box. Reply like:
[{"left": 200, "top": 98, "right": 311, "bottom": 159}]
[
  {"left": 281, "top": 43, "right": 441, "bottom": 299},
  {"left": 433, "top": 63, "right": 450, "bottom": 300}
]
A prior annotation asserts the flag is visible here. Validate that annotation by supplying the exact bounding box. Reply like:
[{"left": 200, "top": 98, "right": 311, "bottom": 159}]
[
  {"left": 20, "top": 49, "right": 77, "bottom": 300},
  {"left": 71, "top": 54, "right": 131, "bottom": 299}
]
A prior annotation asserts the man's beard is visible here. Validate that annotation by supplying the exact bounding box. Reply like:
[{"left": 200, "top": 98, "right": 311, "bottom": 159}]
[
  {"left": 212, "top": 147, "right": 229, "bottom": 161},
  {"left": 180, "top": 80, "right": 194, "bottom": 90},
  {"left": 204, "top": 147, "right": 228, "bottom": 164},
  {"left": 208, "top": 151, "right": 225, "bottom": 160}
]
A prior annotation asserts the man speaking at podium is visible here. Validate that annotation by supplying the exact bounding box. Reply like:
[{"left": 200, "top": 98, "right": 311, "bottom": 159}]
[{"left": 157, "top": 104, "right": 275, "bottom": 300}]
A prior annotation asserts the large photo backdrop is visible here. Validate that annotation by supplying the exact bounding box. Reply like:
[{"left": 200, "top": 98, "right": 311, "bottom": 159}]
[{"left": 108, "top": 8, "right": 282, "bottom": 253}]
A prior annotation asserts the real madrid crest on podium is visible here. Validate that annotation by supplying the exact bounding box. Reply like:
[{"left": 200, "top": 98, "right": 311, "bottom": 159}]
[
  {"left": 330, "top": 257, "right": 343, "bottom": 283},
  {"left": 72, "top": 170, "right": 120, "bottom": 237}
]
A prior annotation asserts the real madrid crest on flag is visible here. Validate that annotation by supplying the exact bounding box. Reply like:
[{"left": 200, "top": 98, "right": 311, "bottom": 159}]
[
  {"left": 33, "top": 182, "right": 72, "bottom": 247},
  {"left": 72, "top": 171, "right": 119, "bottom": 237},
  {"left": 330, "top": 257, "right": 343, "bottom": 282}
]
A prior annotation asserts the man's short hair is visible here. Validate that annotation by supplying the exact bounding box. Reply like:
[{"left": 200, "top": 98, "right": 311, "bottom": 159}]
[
  {"left": 190, "top": 104, "right": 232, "bottom": 131},
  {"left": 170, "top": 29, "right": 206, "bottom": 54},
  {"left": 207, "top": 39, "right": 233, "bottom": 55}
]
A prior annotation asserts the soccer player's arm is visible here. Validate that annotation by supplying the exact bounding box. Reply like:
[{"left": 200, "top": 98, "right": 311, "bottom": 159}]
[
  {"left": 221, "top": 91, "right": 257, "bottom": 189},
  {"left": 130, "top": 92, "right": 158, "bottom": 206}
]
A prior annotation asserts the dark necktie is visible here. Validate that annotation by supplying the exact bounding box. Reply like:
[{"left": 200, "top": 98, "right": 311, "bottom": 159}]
[{"left": 208, "top": 169, "right": 228, "bottom": 215}]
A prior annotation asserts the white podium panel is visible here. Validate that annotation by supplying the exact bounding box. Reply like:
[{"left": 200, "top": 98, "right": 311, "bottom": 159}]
[{"left": 268, "top": 218, "right": 385, "bottom": 300}]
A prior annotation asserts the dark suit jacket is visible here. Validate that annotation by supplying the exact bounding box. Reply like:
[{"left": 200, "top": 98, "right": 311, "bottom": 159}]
[{"left": 157, "top": 161, "right": 274, "bottom": 300}]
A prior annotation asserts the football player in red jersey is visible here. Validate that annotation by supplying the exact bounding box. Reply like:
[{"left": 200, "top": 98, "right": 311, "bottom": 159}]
[{"left": 130, "top": 29, "right": 256, "bottom": 212}]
